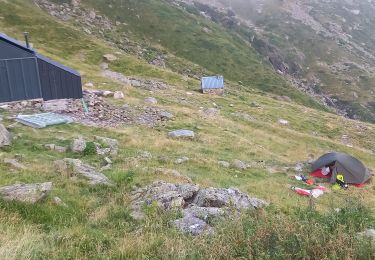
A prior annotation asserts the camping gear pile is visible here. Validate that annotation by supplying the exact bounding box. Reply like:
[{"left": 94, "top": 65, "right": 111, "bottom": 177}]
[{"left": 291, "top": 152, "right": 371, "bottom": 198}]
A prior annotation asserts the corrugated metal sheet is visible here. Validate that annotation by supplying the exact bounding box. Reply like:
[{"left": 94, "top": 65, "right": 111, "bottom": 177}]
[
  {"left": 201, "top": 76, "right": 224, "bottom": 89},
  {"left": 0, "top": 57, "right": 41, "bottom": 103},
  {"left": 37, "top": 54, "right": 82, "bottom": 101},
  {"left": 16, "top": 112, "right": 73, "bottom": 128},
  {"left": 0, "top": 33, "right": 82, "bottom": 103}
]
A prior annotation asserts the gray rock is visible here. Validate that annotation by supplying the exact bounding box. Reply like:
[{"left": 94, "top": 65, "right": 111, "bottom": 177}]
[
  {"left": 233, "top": 159, "right": 248, "bottom": 170},
  {"left": 193, "top": 187, "right": 268, "bottom": 210},
  {"left": 0, "top": 124, "right": 12, "bottom": 147},
  {"left": 144, "top": 97, "right": 157, "bottom": 104},
  {"left": 3, "top": 158, "right": 26, "bottom": 170},
  {"left": 45, "top": 144, "right": 67, "bottom": 153},
  {"left": 95, "top": 136, "right": 119, "bottom": 155},
  {"left": 99, "top": 63, "right": 109, "bottom": 70},
  {"left": 130, "top": 181, "right": 200, "bottom": 219},
  {"left": 175, "top": 156, "right": 189, "bottom": 164},
  {"left": 357, "top": 229, "right": 375, "bottom": 241},
  {"left": 45, "top": 144, "right": 56, "bottom": 150},
  {"left": 55, "top": 145, "right": 68, "bottom": 153},
  {"left": 278, "top": 119, "right": 289, "bottom": 126},
  {"left": 160, "top": 111, "right": 174, "bottom": 120},
  {"left": 173, "top": 215, "right": 213, "bottom": 236},
  {"left": 295, "top": 162, "right": 305, "bottom": 172},
  {"left": 203, "top": 108, "right": 220, "bottom": 116},
  {"left": 218, "top": 161, "right": 230, "bottom": 168},
  {"left": 0, "top": 182, "right": 52, "bottom": 203},
  {"left": 71, "top": 137, "right": 86, "bottom": 153},
  {"left": 114, "top": 91, "right": 125, "bottom": 99},
  {"left": 54, "top": 158, "right": 112, "bottom": 186},
  {"left": 131, "top": 80, "right": 141, "bottom": 87},
  {"left": 168, "top": 130, "right": 195, "bottom": 139},
  {"left": 139, "top": 151, "right": 152, "bottom": 160},
  {"left": 53, "top": 196, "right": 67, "bottom": 207},
  {"left": 104, "top": 157, "right": 112, "bottom": 165},
  {"left": 184, "top": 205, "right": 225, "bottom": 221},
  {"left": 103, "top": 54, "right": 118, "bottom": 61}
]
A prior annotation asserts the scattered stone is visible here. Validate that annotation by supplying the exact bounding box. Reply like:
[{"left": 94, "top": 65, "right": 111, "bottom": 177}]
[
  {"left": 0, "top": 124, "right": 12, "bottom": 147},
  {"left": 131, "top": 80, "right": 141, "bottom": 87},
  {"left": 232, "top": 112, "right": 254, "bottom": 122},
  {"left": 53, "top": 196, "right": 67, "bottom": 207},
  {"left": 357, "top": 229, "right": 375, "bottom": 241},
  {"left": 233, "top": 159, "right": 248, "bottom": 170},
  {"left": 99, "top": 63, "right": 109, "bottom": 70},
  {"left": 0, "top": 182, "right": 52, "bottom": 203},
  {"left": 42, "top": 99, "right": 69, "bottom": 112},
  {"left": 104, "top": 157, "right": 112, "bottom": 165},
  {"left": 173, "top": 215, "right": 213, "bottom": 236},
  {"left": 139, "top": 151, "right": 152, "bottom": 160},
  {"left": 160, "top": 111, "right": 174, "bottom": 120},
  {"left": 175, "top": 156, "right": 189, "bottom": 164},
  {"left": 103, "top": 91, "right": 114, "bottom": 97},
  {"left": 278, "top": 119, "right": 289, "bottom": 126},
  {"left": 71, "top": 137, "right": 86, "bottom": 153},
  {"left": 54, "top": 158, "right": 112, "bottom": 186},
  {"left": 84, "top": 82, "right": 94, "bottom": 88},
  {"left": 168, "top": 130, "right": 195, "bottom": 139},
  {"left": 103, "top": 54, "right": 118, "bottom": 61},
  {"left": 55, "top": 146, "right": 68, "bottom": 153},
  {"left": 144, "top": 97, "right": 157, "bottom": 104},
  {"left": 114, "top": 91, "right": 125, "bottom": 99},
  {"left": 203, "top": 108, "right": 220, "bottom": 116},
  {"left": 45, "top": 144, "right": 56, "bottom": 151},
  {"left": 3, "top": 158, "right": 26, "bottom": 170},
  {"left": 295, "top": 162, "right": 305, "bottom": 172},
  {"left": 218, "top": 161, "right": 230, "bottom": 168},
  {"left": 95, "top": 136, "right": 119, "bottom": 155},
  {"left": 45, "top": 144, "right": 67, "bottom": 153}
]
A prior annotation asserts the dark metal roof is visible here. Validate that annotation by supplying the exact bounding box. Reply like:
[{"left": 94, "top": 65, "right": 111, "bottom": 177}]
[
  {"left": 201, "top": 76, "right": 224, "bottom": 89},
  {"left": 36, "top": 54, "right": 80, "bottom": 77},
  {"left": 0, "top": 33, "right": 35, "bottom": 54}
]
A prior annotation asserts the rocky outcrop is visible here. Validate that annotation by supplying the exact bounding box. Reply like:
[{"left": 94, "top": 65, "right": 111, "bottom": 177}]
[
  {"left": 130, "top": 181, "right": 267, "bottom": 235},
  {"left": 0, "top": 182, "right": 52, "bottom": 203}
]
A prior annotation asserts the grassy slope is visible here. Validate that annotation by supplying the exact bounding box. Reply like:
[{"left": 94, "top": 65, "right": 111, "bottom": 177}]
[{"left": 0, "top": 0, "right": 374, "bottom": 258}]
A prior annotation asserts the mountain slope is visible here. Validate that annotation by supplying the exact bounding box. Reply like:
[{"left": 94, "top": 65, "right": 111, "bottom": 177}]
[{"left": 178, "top": 0, "right": 375, "bottom": 122}]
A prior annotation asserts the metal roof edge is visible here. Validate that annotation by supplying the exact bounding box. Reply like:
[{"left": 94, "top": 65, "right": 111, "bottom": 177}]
[
  {"left": 36, "top": 54, "right": 81, "bottom": 77},
  {"left": 0, "top": 33, "right": 35, "bottom": 54}
]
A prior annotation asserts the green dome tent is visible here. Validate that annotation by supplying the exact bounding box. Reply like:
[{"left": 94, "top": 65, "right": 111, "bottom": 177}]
[{"left": 311, "top": 152, "right": 371, "bottom": 184}]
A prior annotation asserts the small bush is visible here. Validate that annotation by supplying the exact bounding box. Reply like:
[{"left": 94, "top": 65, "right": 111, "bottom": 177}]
[{"left": 83, "top": 142, "right": 97, "bottom": 156}]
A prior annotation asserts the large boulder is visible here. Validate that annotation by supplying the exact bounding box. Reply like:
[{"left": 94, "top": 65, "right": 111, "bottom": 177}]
[
  {"left": 0, "top": 182, "right": 52, "bottom": 203},
  {"left": 0, "top": 124, "right": 12, "bottom": 147},
  {"left": 54, "top": 158, "right": 112, "bottom": 186}
]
